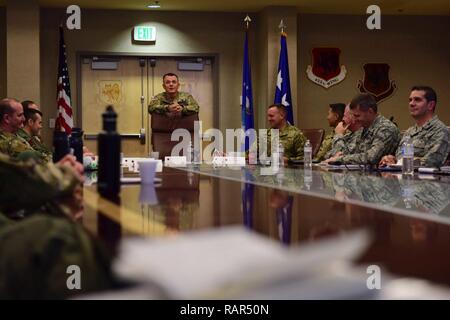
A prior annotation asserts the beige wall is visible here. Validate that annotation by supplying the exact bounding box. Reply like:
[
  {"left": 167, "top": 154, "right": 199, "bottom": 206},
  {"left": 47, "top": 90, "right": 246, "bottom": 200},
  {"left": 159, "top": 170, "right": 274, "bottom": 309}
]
[
  {"left": 298, "top": 14, "right": 450, "bottom": 132},
  {"left": 40, "top": 8, "right": 248, "bottom": 145},
  {"left": 0, "top": 7, "right": 5, "bottom": 98},
  {"left": 16, "top": 8, "right": 450, "bottom": 146}
]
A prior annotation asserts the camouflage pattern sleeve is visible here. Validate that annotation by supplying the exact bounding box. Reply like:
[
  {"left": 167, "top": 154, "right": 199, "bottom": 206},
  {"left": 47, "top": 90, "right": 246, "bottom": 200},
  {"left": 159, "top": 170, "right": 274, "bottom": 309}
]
[
  {"left": 148, "top": 93, "right": 169, "bottom": 115},
  {"left": 180, "top": 93, "right": 200, "bottom": 115},
  {"left": 29, "top": 137, "right": 53, "bottom": 163},
  {"left": 0, "top": 153, "right": 79, "bottom": 216},
  {"left": 420, "top": 127, "right": 450, "bottom": 167},
  {"left": 17, "top": 129, "right": 53, "bottom": 163},
  {"left": 314, "top": 132, "right": 333, "bottom": 162},
  {"left": 327, "top": 130, "right": 358, "bottom": 159},
  {"left": 340, "top": 125, "right": 400, "bottom": 165},
  {"left": 0, "top": 132, "right": 41, "bottom": 161}
]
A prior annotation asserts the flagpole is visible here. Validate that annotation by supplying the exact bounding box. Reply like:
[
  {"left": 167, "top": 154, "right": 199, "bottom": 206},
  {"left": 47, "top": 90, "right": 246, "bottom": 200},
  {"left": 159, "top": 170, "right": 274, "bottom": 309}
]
[
  {"left": 274, "top": 19, "right": 294, "bottom": 124},
  {"left": 278, "top": 19, "right": 286, "bottom": 34}
]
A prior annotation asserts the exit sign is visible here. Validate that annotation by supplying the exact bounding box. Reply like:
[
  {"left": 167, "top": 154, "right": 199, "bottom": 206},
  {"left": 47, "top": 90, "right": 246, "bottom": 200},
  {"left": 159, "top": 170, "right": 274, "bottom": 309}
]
[{"left": 133, "top": 26, "right": 156, "bottom": 42}]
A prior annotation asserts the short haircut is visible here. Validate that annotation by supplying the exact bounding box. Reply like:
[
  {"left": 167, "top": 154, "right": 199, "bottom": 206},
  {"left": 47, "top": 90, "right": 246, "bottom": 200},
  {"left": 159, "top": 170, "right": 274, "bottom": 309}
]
[
  {"left": 329, "top": 103, "right": 346, "bottom": 121},
  {"left": 411, "top": 86, "right": 437, "bottom": 105},
  {"left": 24, "top": 108, "right": 43, "bottom": 122},
  {"left": 0, "top": 98, "right": 19, "bottom": 123},
  {"left": 21, "top": 100, "right": 37, "bottom": 112},
  {"left": 163, "top": 73, "right": 179, "bottom": 81},
  {"left": 349, "top": 93, "right": 377, "bottom": 113},
  {"left": 268, "top": 103, "right": 287, "bottom": 117}
]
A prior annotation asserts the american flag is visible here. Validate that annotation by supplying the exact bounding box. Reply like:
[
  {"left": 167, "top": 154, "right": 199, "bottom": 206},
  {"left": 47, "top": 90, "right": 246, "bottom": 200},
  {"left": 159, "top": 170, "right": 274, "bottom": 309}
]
[{"left": 56, "top": 26, "right": 73, "bottom": 134}]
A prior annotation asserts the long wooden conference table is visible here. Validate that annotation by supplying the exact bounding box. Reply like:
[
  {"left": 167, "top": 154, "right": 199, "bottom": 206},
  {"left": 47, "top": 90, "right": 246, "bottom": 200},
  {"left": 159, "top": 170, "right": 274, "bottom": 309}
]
[{"left": 83, "top": 164, "right": 450, "bottom": 288}]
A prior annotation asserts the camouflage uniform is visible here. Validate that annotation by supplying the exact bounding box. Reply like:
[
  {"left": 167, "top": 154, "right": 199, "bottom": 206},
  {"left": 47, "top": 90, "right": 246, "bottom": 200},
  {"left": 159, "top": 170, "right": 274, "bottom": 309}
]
[
  {"left": 252, "top": 123, "right": 306, "bottom": 161},
  {"left": 314, "top": 131, "right": 333, "bottom": 162},
  {"left": 0, "top": 153, "right": 116, "bottom": 298},
  {"left": 148, "top": 92, "right": 199, "bottom": 116},
  {"left": 395, "top": 115, "right": 450, "bottom": 167},
  {"left": 398, "top": 177, "right": 450, "bottom": 214},
  {"left": 0, "top": 129, "right": 42, "bottom": 161},
  {"left": 332, "top": 172, "right": 400, "bottom": 206},
  {"left": 335, "top": 115, "right": 400, "bottom": 165},
  {"left": 17, "top": 128, "right": 53, "bottom": 163}
]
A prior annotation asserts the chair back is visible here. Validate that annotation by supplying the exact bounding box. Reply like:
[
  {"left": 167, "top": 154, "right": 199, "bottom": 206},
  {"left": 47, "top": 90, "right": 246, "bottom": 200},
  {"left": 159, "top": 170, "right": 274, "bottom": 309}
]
[{"left": 300, "top": 128, "right": 325, "bottom": 158}]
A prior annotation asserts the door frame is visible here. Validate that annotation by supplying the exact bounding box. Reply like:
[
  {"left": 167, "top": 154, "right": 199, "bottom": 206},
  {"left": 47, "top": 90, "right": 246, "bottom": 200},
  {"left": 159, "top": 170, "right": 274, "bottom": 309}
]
[{"left": 76, "top": 51, "right": 220, "bottom": 136}]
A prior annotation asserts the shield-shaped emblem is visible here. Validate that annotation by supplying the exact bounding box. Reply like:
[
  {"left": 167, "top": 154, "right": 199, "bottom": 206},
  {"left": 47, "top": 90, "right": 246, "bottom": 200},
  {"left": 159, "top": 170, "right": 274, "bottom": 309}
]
[
  {"left": 306, "top": 48, "right": 347, "bottom": 89},
  {"left": 98, "top": 80, "right": 123, "bottom": 105},
  {"left": 358, "top": 63, "right": 396, "bottom": 102}
]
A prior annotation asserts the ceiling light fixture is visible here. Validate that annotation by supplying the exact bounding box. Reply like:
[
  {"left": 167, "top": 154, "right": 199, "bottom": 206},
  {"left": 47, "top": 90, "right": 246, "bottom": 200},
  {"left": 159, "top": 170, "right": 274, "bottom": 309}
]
[{"left": 147, "top": 1, "right": 161, "bottom": 9}]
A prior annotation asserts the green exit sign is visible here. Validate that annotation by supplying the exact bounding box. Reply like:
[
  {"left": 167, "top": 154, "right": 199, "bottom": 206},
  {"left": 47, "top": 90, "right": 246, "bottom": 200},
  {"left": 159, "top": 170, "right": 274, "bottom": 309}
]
[{"left": 133, "top": 26, "right": 156, "bottom": 42}]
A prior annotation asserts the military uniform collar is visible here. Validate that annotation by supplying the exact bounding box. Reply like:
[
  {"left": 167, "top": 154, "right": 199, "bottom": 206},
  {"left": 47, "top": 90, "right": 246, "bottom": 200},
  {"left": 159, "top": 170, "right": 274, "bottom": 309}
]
[
  {"left": 0, "top": 129, "right": 16, "bottom": 137},
  {"left": 279, "top": 122, "right": 292, "bottom": 134},
  {"left": 163, "top": 92, "right": 180, "bottom": 103},
  {"left": 416, "top": 114, "right": 438, "bottom": 130},
  {"left": 362, "top": 114, "right": 382, "bottom": 135},
  {"left": 17, "top": 128, "right": 31, "bottom": 138}
]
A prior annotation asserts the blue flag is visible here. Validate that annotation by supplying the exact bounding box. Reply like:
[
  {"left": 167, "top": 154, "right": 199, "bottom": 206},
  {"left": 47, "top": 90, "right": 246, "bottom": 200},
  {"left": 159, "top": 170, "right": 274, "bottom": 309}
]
[
  {"left": 241, "top": 31, "right": 254, "bottom": 151},
  {"left": 274, "top": 32, "right": 294, "bottom": 124}
]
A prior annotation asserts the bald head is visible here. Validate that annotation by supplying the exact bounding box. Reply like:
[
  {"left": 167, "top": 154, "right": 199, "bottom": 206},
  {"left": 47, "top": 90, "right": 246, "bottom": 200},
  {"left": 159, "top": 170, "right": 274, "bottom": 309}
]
[
  {"left": 0, "top": 98, "right": 25, "bottom": 133},
  {"left": 343, "top": 104, "right": 362, "bottom": 132}
]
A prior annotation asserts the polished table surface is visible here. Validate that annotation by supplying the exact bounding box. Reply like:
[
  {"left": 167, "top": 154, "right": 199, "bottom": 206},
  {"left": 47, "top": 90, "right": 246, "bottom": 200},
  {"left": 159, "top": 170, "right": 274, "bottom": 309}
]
[{"left": 83, "top": 164, "right": 450, "bottom": 287}]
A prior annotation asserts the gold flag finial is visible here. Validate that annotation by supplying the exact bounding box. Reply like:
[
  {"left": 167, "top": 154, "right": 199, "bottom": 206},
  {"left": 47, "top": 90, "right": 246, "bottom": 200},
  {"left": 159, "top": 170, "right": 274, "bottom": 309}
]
[{"left": 244, "top": 14, "right": 252, "bottom": 29}]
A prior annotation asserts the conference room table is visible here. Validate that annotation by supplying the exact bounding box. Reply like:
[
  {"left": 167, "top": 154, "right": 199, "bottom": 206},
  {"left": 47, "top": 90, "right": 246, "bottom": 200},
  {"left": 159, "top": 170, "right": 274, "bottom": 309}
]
[{"left": 82, "top": 164, "right": 450, "bottom": 289}]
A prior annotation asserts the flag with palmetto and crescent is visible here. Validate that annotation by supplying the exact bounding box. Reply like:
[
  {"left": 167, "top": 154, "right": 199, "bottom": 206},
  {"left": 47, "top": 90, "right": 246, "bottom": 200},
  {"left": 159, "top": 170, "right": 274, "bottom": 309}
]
[{"left": 274, "top": 24, "right": 294, "bottom": 125}]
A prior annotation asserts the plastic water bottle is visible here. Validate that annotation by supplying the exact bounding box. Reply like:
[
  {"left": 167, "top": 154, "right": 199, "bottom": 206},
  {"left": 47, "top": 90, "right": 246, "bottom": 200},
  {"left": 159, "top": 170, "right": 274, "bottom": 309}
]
[
  {"left": 304, "top": 140, "right": 312, "bottom": 168},
  {"left": 402, "top": 135, "right": 414, "bottom": 175},
  {"left": 188, "top": 140, "right": 194, "bottom": 164},
  {"left": 278, "top": 142, "right": 284, "bottom": 167}
]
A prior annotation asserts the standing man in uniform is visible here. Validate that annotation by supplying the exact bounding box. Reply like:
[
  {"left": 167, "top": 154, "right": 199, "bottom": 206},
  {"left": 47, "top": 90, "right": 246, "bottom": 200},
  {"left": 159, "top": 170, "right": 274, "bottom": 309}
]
[{"left": 148, "top": 73, "right": 199, "bottom": 117}]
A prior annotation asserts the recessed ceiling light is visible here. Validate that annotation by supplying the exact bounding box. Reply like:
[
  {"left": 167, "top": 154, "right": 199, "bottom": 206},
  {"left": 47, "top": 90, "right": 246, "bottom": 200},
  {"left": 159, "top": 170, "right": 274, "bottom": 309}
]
[{"left": 147, "top": 1, "right": 161, "bottom": 8}]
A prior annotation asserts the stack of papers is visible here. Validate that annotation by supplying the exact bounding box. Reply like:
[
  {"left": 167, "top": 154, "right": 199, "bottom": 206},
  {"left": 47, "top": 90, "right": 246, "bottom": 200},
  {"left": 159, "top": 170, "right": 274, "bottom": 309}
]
[{"left": 112, "top": 227, "right": 375, "bottom": 299}]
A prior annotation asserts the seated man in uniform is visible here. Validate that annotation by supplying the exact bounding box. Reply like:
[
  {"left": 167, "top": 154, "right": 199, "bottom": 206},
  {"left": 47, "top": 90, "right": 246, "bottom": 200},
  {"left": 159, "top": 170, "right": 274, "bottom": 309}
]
[
  {"left": 314, "top": 103, "right": 346, "bottom": 162},
  {"left": 0, "top": 98, "right": 45, "bottom": 161},
  {"left": 148, "top": 73, "right": 199, "bottom": 117},
  {"left": 379, "top": 86, "right": 450, "bottom": 168},
  {"left": 17, "top": 107, "right": 52, "bottom": 162},
  {"left": 0, "top": 152, "right": 117, "bottom": 298},
  {"left": 323, "top": 104, "right": 362, "bottom": 161},
  {"left": 326, "top": 93, "right": 400, "bottom": 165},
  {"left": 251, "top": 104, "right": 306, "bottom": 164}
]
